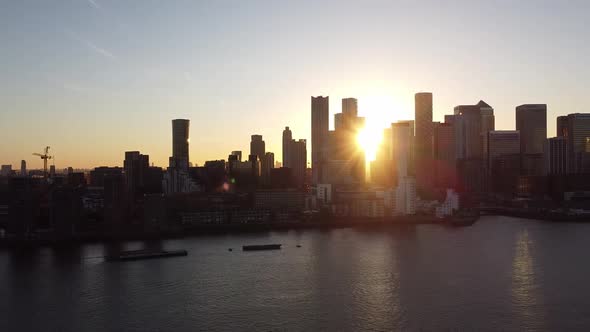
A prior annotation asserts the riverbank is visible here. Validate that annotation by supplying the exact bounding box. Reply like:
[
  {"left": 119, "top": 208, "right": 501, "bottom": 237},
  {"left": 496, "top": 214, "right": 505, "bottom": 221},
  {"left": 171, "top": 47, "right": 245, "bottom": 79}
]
[
  {"left": 481, "top": 207, "right": 590, "bottom": 222},
  {"left": 0, "top": 216, "right": 443, "bottom": 248}
]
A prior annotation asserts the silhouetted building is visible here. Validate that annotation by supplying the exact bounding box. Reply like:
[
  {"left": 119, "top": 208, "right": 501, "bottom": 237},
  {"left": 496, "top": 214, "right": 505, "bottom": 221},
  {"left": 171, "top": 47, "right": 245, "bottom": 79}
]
[
  {"left": 289, "top": 139, "right": 307, "bottom": 187},
  {"left": 103, "top": 174, "right": 127, "bottom": 234},
  {"left": 250, "top": 135, "right": 265, "bottom": 161},
  {"left": 124, "top": 151, "right": 149, "bottom": 199},
  {"left": 50, "top": 186, "right": 82, "bottom": 240},
  {"left": 561, "top": 113, "right": 590, "bottom": 174},
  {"left": 282, "top": 127, "right": 292, "bottom": 168},
  {"left": 172, "top": 119, "right": 190, "bottom": 171},
  {"left": 165, "top": 119, "right": 198, "bottom": 194},
  {"left": 231, "top": 150, "right": 242, "bottom": 162},
  {"left": 261, "top": 152, "right": 274, "bottom": 186},
  {"left": 488, "top": 131, "right": 521, "bottom": 196},
  {"left": 516, "top": 104, "right": 547, "bottom": 155},
  {"left": 557, "top": 115, "right": 568, "bottom": 137},
  {"left": 517, "top": 104, "right": 547, "bottom": 176},
  {"left": 434, "top": 122, "right": 456, "bottom": 189},
  {"left": 270, "top": 167, "right": 295, "bottom": 189},
  {"left": 90, "top": 167, "right": 123, "bottom": 187},
  {"left": 546, "top": 137, "right": 568, "bottom": 175},
  {"left": 415, "top": 92, "right": 433, "bottom": 197},
  {"left": 488, "top": 131, "right": 521, "bottom": 170},
  {"left": 311, "top": 96, "right": 329, "bottom": 184},
  {"left": 1, "top": 165, "right": 12, "bottom": 177},
  {"left": 20, "top": 160, "right": 26, "bottom": 177}
]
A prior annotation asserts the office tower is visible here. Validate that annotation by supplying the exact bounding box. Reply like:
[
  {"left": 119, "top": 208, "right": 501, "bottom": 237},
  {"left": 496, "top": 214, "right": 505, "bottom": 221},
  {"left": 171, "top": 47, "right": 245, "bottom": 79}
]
[
  {"left": 104, "top": 173, "right": 127, "bottom": 233},
  {"left": 1, "top": 165, "right": 12, "bottom": 177},
  {"left": 516, "top": 104, "right": 547, "bottom": 154},
  {"left": 172, "top": 119, "right": 190, "bottom": 170},
  {"left": 488, "top": 131, "right": 521, "bottom": 168},
  {"left": 557, "top": 115, "right": 568, "bottom": 137},
  {"left": 562, "top": 113, "right": 590, "bottom": 173},
  {"left": 434, "top": 122, "right": 456, "bottom": 189},
  {"left": 371, "top": 128, "right": 394, "bottom": 187},
  {"left": 165, "top": 119, "right": 198, "bottom": 194},
  {"left": 392, "top": 122, "right": 412, "bottom": 178},
  {"left": 250, "top": 135, "right": 265, "bottom": 161},
  {"left": 124, "top": 151, "right": 149, "bottom": 199},
  {"left": 546, "top": 137, "right": 568, "bottom": 175},
  {"left": 231, "top": 150, "right": 242, "bottom": 162},
  {"left": 334, "top": 113, "right": 344, "bottom": 131},
  {"left": 261, "top": 152, "right": 274, "bottom": 185},
  {"left": 342, "top": 98, "right": 358, "bottom": 117},
  {"left": 49, "top": 165, "right": 56, "bottom": 178},
  {"left": 20, "top": 160, "right": 26, "bottom": 177},
  {"left": 488, "top": 131, "right": 521, "bottom": 195},
  {"left": 289, "top": 139, "right": 307, "bottom": 187},
  {"left": 516, "top": 104, "right": 547, "bottom": 176},
  {"left": 311, "top": 96, "right": 329, "bottom": 184},
  {"left": 454, "top": 100, "right": 494, "bottom": 159},
  {"left": 414, "top": 92, "right": 433, "bottom": 197},
  {"left": 282, "top": 127, "right": 292, "bottom": 167}
]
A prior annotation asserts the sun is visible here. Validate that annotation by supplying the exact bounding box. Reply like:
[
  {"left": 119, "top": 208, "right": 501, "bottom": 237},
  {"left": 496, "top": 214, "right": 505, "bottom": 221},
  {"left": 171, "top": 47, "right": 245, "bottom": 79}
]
[{"left": 357, "top": 125, "right": 382, "bottom": 161}]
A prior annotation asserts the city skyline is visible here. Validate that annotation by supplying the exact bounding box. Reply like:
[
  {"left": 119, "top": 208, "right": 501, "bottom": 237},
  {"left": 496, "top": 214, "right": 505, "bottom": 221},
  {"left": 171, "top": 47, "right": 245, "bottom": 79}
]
[{"left": 2, "top": 1, "right": 590, "bottom": 168}]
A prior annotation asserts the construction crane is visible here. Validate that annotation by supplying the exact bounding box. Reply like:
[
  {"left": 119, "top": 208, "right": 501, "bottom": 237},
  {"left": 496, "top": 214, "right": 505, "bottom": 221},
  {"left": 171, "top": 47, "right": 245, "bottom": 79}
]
[{"left": 33, "top": 146, "right": 52, "bottom": 178}]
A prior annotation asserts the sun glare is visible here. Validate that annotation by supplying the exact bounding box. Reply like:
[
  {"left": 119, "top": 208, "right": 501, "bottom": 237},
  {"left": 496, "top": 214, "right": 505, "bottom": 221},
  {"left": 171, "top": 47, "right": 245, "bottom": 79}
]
[{"left": 357, "top": 126, "right": 382, "bottom": 162}]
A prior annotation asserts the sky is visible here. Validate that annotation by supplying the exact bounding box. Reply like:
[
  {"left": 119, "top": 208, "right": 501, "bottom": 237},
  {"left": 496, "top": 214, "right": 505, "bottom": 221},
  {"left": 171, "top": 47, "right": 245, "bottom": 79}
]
[{"left": 1, "top": 0, "right": 589, "bottom": 169}]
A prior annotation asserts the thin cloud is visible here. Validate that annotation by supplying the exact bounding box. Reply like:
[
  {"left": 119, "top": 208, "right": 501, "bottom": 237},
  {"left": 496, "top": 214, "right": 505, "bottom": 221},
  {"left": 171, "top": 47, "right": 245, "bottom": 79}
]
[
  {"left": 87, "top": 0, "right": 100, "bottom": 9},
  {"left": 66, "top": 30, "right": 115, "bottom": 60}
]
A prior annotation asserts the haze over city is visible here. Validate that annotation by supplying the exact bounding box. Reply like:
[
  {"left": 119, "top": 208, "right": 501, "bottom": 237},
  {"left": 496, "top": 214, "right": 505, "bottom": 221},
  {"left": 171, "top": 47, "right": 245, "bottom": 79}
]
[{"left": 2, "top": 0, "right": 590, "bottom": 168}]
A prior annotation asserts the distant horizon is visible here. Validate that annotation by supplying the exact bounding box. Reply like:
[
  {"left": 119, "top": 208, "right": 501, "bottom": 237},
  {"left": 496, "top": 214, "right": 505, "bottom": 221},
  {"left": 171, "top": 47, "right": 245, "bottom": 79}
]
[{"left": 2, "top": 0, "right": 589, "bottom": 168}]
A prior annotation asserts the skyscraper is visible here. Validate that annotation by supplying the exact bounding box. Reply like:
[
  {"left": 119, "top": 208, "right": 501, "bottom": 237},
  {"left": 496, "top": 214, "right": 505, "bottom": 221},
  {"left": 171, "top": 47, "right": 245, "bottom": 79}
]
[
  {"left": 311, "top": 96, "right": 329, "bottom": 184},
  {"left": 20, "top": 160, "right": 26, "bottom": 177},
  {"left": 289, "top": 139, "right": 307, "bottom": 187},
  {"left": 546, "top": 137, "right": 568, "bottom": 175},
  {"left": 250, "top": 134, "right": 265, "bottom": 161},
  {"left": 282, "top": 127, "right": 292, "bottom": 168},
  {"left": 172, "top": 119, "right": 190, "bottom": 171},
  {"left": 342, "top": 98, "right": 358, "bottom": 117},
  {"left": 392, "top": 122, "right": 412, "bottom": 178},
  {"left": 261, "top": 152, "right": 275, "bottom": 185},
  {"left": 415, "top": 92, "right": 433, "bottom": 197},
  {"left": 562, "top": 113, "right": 590, "bottom": 173},
  {"left": 124, "top": 151, "right": 149, "bottom": 199},
  {"left": 557, "top": 115, "right": 568, "bottom": 137},
  {"left": 487, "top": 130, "right": 521, "bottom": 195},
  {"left": 434, "top": 122, "right": 456, "bottom": 189},
  {"left": 516, "top": 104, "right": 547, "bottom": 155}
]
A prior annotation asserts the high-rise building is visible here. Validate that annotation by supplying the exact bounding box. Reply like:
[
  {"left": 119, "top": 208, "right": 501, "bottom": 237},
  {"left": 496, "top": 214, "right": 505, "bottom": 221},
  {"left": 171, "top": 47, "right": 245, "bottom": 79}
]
[
  {"left": 546, "top": 137, "right": 568, "bottom": 175},
  {"left": 1, "top": 165, "right": 12, "bottom": 177},
  {"left": 289, "top": 139, "right": 307, "bottom": 187},
  {"left": 124, "top": 151, "right": 149, "bottom": 199},
  {"left": 454, "top": 100, "right": 494, "bottom": 159},
  {"left": 342, "top": 98, "right": 358, "bottom": 117},
  {"left": 165, "top": 119, "right": 198, "bottom": 194},
  {"left": 557, "top": 115, "right": 568, "bottom": 137},
  {"left": 488, "top": 131, "right": 521, "bottom": 169},
  {"left": 414, "top": 92, "right": 433, "bottom": 197},
  {"left": 172, "top": 119, "right": 190, "bottom": 171},
  {"left": 516, "top": 104, "right": 547, "bottom": 154},
  {"left": 395, "top": 177, "right": 416, "bottom": 215},
  {"left": 562, "top": 113, "right": 590, "bottom": 174},
  {"left": 49, "top": 165, "right": 56, "bottom": 178},
  {"left": 250, "top": 135, "right": 265, "bottom": 161},
  {"left": 20, "top": 160, "right": 26, "bottom": 177},
  {"left": 282, "top": 127, "right": 292, "bottom": 168},
  {"left": 434, "top": 122, "right": 456, "bottom": 189},
  {"left": 230, "top": 150, "right": 242, "bottom": 162},
  {"left": 487, "top": 130, "right": 521, "bottom": 196},
  {"left": 311, "top": 96, "right": 329, "bottom": 184},
  {"left": 261, "top": 152, "right": 275, "bottom": 185},
  {"left": 392, "top": 122, "right": 412, "bottom": 179}
]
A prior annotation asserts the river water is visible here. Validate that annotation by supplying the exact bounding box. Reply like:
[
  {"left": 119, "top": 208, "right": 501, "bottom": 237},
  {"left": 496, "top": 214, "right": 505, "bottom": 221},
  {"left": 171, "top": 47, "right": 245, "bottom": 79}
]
[{"left": 2, "top": 216, "right": 590, "bottom": 331}]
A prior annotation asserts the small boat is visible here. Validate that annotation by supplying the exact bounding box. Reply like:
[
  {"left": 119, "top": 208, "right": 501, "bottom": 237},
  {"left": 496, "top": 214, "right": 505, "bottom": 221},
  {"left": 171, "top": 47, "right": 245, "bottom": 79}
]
[
  {"left": 106, "top": 249, "right": 188, "bottom": 261},
  {"left": 296, "top": 245, "right": 302, "bottom": 248},
  {"left": 242, "top": 244, "right": 282, "bottom": 251}
]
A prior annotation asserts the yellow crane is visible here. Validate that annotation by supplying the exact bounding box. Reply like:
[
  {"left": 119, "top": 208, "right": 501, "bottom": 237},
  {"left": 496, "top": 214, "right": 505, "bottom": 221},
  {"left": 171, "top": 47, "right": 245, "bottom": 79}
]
[{"left": 33, "top": 146, "right": 52, "bottom": 178}]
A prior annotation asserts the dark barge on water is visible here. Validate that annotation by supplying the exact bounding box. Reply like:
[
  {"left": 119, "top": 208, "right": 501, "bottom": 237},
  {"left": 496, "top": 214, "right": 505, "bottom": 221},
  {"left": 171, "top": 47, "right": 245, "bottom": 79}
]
[
  {"left": 242, "top": 244, "right": 282, "bottom": 251},
  {"left": 106, "top": 249, "right": 188, "bottom": 261}
]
